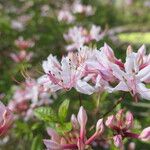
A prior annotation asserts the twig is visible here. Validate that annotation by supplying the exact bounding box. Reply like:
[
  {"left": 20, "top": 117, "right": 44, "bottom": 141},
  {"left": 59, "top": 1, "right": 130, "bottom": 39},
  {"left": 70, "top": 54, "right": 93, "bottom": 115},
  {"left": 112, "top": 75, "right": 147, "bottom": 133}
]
[{"left": 101, "top": 97, "right": 123, "bottom": 118}]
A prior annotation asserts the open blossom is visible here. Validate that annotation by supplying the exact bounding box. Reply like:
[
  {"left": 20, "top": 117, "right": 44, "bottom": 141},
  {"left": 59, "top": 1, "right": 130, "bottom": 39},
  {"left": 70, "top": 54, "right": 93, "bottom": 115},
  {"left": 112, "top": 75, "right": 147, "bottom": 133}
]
[
  {"left": 38, "top": 46, "right": 102, "bottom": 94},
  {"left": 109, "top": 45, "right": 150, "bottom": 100},
  {"left": 38, "top": 54, "right": 84, "bottom": 93},
  {"left": 64, "top": 25, "right": 105, "bottom": 51},
  {"left": 0, "top": 102, "right": 13, "bottom": 136},
  {"left": 106, "top": 109, "right": 150, "bottom": 149},
  {"left": 8, "top": 79, "right": 54, "bottom": 121},
  {"left": 44, "top": 106, "right": 104, "bottom": 150}
]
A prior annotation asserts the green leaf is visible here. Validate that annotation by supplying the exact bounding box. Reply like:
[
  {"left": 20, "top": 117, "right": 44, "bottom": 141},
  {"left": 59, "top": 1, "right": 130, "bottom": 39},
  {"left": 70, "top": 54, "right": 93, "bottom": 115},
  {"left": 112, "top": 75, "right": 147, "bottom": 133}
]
[
  {"left": 34, "top": 107, "right": 58, "bottom": 123},
  {"left": 31, "top": 135, "right": 43, "bottom": 150},
  {"left": 56, "top": 122, "right": 72, "bottom": 135},
  {"left": 58, "top": 99, "right": 70, "bottom": 122}
]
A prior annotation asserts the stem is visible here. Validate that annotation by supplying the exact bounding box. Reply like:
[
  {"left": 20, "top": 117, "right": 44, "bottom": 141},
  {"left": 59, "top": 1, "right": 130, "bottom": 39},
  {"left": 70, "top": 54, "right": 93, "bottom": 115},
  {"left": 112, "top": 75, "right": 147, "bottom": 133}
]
[
  {"left": 62, "top": 144, "right": 78, "bottom": 149},
  {"left": 124, "top": 132, "right": 139, "bottom": 139},
  {"left": 85, "top": 132, "right": 98, "bottom": 145},
  {"left": 101, "top": 97, "right": 123, "bottom": 118},
  {"left": 78, "top": 93, "right": 82, "bottom": 106}
]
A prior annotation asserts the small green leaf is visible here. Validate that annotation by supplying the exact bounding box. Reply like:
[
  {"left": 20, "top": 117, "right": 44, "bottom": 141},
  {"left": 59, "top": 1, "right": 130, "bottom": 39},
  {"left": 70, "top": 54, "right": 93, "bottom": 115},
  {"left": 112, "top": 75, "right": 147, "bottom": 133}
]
[
  {"left": 56, "top": 122, "right": 72, "bottom": 135},
  {"left": 58, "top": 99, "right": 70, "bottom": 122},
  {"left": 34, "top": 107, "right": 58, "bottom": 123}
]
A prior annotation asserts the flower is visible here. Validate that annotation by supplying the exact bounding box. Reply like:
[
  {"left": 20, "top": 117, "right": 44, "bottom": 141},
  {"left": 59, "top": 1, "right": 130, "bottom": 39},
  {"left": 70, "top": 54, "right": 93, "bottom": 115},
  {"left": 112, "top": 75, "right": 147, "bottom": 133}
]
[
  {"left": 64, "top": 25, "right": 105, "bottom": 51},
  {"left": 109, "top": 45, "right": 150, "bottom": 100},
  {"left": 0, "top": 102, "right": 13, "bottom": 136},
  {"left": 8, "top": 79, "right": 54, "bottom": 121},
  {"left": 43, "top": 106, "right": 104, "bottom": 150}
]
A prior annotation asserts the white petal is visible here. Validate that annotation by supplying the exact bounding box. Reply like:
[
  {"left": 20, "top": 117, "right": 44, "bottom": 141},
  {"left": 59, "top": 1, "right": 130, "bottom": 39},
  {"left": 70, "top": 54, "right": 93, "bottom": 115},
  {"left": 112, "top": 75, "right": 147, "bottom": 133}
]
[
  {"left": 75, "top": 80, "right": 95, "bottom": 95},
  {"left": 137, "top": 83, "right": 150, "bottom": 100}
]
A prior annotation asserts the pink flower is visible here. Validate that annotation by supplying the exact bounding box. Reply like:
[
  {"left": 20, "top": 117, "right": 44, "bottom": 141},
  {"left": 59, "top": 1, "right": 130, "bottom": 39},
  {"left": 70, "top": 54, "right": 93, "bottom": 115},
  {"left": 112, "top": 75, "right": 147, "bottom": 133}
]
[
  {"left": 109, "top": 45, "right": 150, "bottom": 100},
  {"left": 64, "top": 25, "right": 105, "bottom": 51},
  {"left": 8, "top": 79, "right": 53, "bottom": 120},
  {"left": 0, "top": 102, "right": 13, "bottom": 136},
  {"left": 43, "top": 106, "right": 104, "bottom": 150}
]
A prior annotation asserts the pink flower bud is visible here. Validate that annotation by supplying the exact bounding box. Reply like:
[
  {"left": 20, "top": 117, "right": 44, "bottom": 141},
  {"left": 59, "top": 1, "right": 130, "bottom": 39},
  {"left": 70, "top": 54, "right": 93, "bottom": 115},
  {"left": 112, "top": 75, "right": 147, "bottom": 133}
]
[
  {"left": 77, "top": 106, "right": 87, "bottom": 141},
  {"left": 105, "top": 115, "right": 115, "bottom": 128},
  {"left": 113, "top": 135, "right": 123, "bottom": 148},
  {"left": 96, "top": 119, "right": 104, "bottom": 135},
  {"left": 71, "top": 114, "right": 79, "bottom": 129},
  {"left": 139, "top": 127, "right": 150, "bottom": 142},
  {"left": 125, "top": 111, "right": 134, "bottom": 129}
]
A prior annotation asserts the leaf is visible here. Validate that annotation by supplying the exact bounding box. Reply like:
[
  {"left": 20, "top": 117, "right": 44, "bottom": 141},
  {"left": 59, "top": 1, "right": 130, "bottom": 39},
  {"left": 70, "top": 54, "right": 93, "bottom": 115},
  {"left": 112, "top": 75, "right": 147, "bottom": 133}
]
[
  {"left": 31, "top": 135, "right": 43, "bottom": 150},
  {"left": 56, "top": 122, "right": 72, "bottom": 135},
  {"left": 58, "top": 99, "right": 70, "bottom": 122},
  {"left": 34, "top": 107, "right": 58, "bottom": 123}
]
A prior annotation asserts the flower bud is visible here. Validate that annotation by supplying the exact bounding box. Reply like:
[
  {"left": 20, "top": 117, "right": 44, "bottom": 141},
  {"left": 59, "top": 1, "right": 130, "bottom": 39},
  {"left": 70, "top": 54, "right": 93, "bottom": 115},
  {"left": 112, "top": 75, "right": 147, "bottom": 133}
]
[
  {"left": 96, "top": 119, "right": 104, "bottom": 135},
  {"left": 71, "top": 114, "right": 79, "bottom": 129},
  {"left": 77, "top": 106, "right": 87, "bottom": 130},
  {"left": 139, "top": 127, "right": 150, "bottom": 142},
  {"left": 105, "top": 115, "right": 115, "bottom": 128},
  {"left": 125, "top": 111, "right": 134, "bottom": 129},
  {"left": 113, "top": 135, "right": 123, "bottom": 148}
]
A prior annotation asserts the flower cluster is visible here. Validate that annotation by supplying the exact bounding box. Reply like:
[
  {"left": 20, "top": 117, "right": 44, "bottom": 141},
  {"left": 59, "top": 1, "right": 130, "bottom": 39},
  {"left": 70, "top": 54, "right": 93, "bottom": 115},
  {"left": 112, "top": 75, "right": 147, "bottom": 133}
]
[
  {"left": 8, "top": 78, "right": 55, "bottom": 121},
  {"left": 57, "top": 0, "right": 94, "bottom": 24},
  {"left": 10, "top": 37, "right": 34, "bottom": 63},
  {"left": 106, "top": 109, "right": 150, "bottom": 149},
  {"left": 44, "top": 106, "right": 104, "bottom": 150},
  {"left": 39, "top": 43, "right": 150, "bottom": 100},
  {"left": 64, "top": 25, "right": 105, "bottom": 51}
]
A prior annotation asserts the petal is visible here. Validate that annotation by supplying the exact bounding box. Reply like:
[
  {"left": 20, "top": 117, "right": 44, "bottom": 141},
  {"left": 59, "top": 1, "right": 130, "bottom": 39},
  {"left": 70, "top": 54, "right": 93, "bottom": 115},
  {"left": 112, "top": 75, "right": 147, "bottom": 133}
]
[
  {"left": 137, "top": 83, "right": 150, "bottom": 100},
  {"left": 137, "top": 65, "right": 150, "bottom": 83},
  {"left": 110, "top": 81, "right": 129, "bottom": 92},
  {"left": 75, "top": 80, "right": 95, "bottom": 95},
  {"left": 43, "top": 140, "right": 62, "bottom": 150},
  {"left": 47, "top": 128, "right": 60, "bottom": 142}
]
